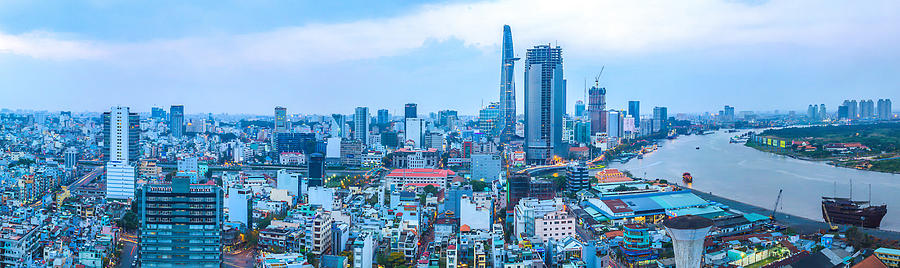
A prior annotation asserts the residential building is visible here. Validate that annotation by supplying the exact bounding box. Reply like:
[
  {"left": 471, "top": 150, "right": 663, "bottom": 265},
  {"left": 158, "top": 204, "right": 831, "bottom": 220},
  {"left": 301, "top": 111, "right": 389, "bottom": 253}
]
[
  {"left": 104, "top": 106, "right": 140, "bottom": 200},
  {"left": 878, "top": 99, "right": 893, "bottom": 119},
  {"left": 310, "top": 210, "right": 334, "bottom": 255},
  {"left": 352, "top": 232, "right": 375, "bottom": 268},
  {"left": 514, "top": 198, "right": 573, "bottom": 243},
  {"left": 0, "top": 221, "right": 41, "bottom": 267}
]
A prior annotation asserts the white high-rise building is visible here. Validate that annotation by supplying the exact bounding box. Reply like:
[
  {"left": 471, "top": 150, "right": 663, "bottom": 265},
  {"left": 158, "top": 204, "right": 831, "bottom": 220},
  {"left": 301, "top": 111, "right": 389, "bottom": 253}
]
[
  {"left": 354, "top": 107, "right": 370, "bottom": 145},
  {"left": 106, "top": 106, "right": 137, "bottom": 200},
  {"left": 405, "top": 118, "right": 425, "bottom": 148},
  {"left": 607, "top": 110, "right": 623, "bottom": 139}
]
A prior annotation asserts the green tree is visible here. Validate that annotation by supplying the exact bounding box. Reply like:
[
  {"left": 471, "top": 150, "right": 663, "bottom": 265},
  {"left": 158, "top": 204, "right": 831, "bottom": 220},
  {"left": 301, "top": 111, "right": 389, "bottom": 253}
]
[
  {"left": 470, "top": 180, "right": 490, "bottom": 192},
  {"left": 423, "top": 185, "right": 439, "bottom": 196},
  {"left": 387, "top": 252, "right": 408, "bottom": 268},
  {"left": 117, "top": 211, "right": 139, "bottom": 231}
]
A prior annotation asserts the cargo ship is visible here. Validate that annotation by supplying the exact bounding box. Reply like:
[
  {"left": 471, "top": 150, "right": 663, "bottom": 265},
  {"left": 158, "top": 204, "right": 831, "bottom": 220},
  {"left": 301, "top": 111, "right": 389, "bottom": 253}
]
[
  {"left": 682, "top": 172, "right": 693, "bottom": 184},
  {"left": 821, "top": 197, "right": 887, "bottom": 229}
]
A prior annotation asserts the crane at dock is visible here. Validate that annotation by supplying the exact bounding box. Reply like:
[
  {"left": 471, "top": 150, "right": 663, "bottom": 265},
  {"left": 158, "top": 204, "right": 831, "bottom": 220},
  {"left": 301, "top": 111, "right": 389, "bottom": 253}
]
[
  {"left": 822, "top": 202, "right": 840, "bottom": 231},
  {"left": 771, "top": 189, "right": 783, "bottom": 220}
]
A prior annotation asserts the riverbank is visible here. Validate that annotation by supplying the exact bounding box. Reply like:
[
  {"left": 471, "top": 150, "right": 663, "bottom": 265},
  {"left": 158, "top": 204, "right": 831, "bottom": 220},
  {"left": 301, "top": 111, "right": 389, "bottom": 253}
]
[
  {"left": 690, "top": 189, "right": 900, "bottom": 241},
  {"left": 745, "top": 141, "right": 900, "bottom": 174},
  {"left": 745, "top": 123, "right": 900, "bottom": 174}
]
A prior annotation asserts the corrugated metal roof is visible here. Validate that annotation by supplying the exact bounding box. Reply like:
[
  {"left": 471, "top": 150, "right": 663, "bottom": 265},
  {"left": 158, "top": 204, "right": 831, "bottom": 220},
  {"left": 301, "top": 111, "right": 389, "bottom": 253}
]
[{"left": 649, "top": 192, "right": 709, "bottom": 209}]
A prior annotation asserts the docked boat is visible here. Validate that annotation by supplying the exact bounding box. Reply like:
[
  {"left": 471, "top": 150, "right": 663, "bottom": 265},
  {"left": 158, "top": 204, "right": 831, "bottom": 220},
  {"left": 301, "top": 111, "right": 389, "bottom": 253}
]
[
  {"left": 822, "top": 197, "right": 887, "bottom": 229},
  {"left": 682, "top": 172, "right": 693, "bottom": 184}
]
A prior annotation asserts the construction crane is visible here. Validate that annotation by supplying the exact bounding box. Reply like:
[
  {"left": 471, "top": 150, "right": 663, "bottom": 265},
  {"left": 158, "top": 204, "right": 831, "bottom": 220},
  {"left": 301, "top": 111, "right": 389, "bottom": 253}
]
[
  {"left": 594, "top": 66, "right": 605, "bottom": 86},
  {"left": 771, "top": 189, "right": 783, "bottom": 220},
  {"left": 822, "top": 203, "right": 840, "bottom": 231}
]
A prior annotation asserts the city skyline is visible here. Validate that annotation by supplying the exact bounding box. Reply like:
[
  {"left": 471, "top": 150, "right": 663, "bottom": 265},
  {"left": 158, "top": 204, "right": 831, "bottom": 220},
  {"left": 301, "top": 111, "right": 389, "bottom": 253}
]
[{"left": 2, "top": 0, "right": 899, "bottom": 114}]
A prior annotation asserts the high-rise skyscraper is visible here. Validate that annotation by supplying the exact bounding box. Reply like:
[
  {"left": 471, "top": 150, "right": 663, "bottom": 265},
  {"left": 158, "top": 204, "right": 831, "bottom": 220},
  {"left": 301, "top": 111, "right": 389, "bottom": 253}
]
[
  {"left": 524, "top": 44, "right": 565, "bottom": 165},
  {"left": 438, "top": 110, "right": 458, "bottom": 127},
  {"left": 499, "top": 25, "right": 520, "bottom": 143},
  {"left": 844, "top": 100, "right": 859, "bottom": 119},
  {"left": 479, "top": 103, "right": 501, "bottom": 135},
  {"left": 861, "top": 100, "right": 875, "bottom": 119},
  {"left": 377, "top": 109, "right": 390, "bottom": 125},
  {"left": 308, "top": 153, "right": 326, "bottom": 187},
  {"left": 151, "top": 107, "right": 167, "bottom": 120},
  {"left": 138, "top": 176, "right": 224, "bottom": 267},
  {"left": 404, "top": 103, "right": 417, "bottom": 119},
  {"left": 274, "top": 106, "right": 288, "bottom": 132},
  {"left": 588, "top": 85, "right": 606, "bottom": 134},
  {"left": 808, "top": 104, "right": 819, "bottom": 120},
  {"left": 104, "top": 106, "right": 140, "bottom": 200},
  {"left": 652, "top": 107, "right": 668, "bottom": 133},
  {"left": 102, "top": 108, "right": 141, "bottom": 162},
  {"left": 332, "top": 114, "right": 349, "bottom": 138},
  {"left": 354, "top": 107, "right": 370, "bottom": 144},
  {"left": 878, "top": 99, "right": 892, "bottom": 119},
  {"left": 405, "top": 118, "right": 425, "bottom": 148},
  {"left": 838, "top": 105, "right": 850, "bottom": 119},
  {"left": 628, "top": 101, "right": 640, "bottom": 128},
  {"left": 574, "top": 100, "right": 586, "bottom": 118},
  {"left": 64, "top": 147, "right": 78, "bottom": 171},
  {"left": 723, "top": 106, "right": 735, "bottom": 122},
  {"left": 605, "top": 110, "right": 624, "bottom": 139},
  {"left": 169, "top": 105, "right": 184, "bottom": 138},
  {"left": 819, "top": 104, "right": 827, "bottom": 120}
]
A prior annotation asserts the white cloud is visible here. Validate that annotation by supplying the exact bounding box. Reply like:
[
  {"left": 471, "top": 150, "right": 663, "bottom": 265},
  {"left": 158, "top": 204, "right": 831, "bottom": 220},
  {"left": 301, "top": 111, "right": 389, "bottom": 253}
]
[
  {"left": 0, "top": 31, "right": 108, "bottom": 60},
  {"left": 1, "top": 0, "right": 897, "bottom": 64}
]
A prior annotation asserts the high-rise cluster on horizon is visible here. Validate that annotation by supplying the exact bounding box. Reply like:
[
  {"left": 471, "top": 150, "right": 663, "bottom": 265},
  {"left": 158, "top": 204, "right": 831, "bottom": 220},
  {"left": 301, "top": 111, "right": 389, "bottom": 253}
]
[{"left": 838, "top": 98, "right": 892, "bottom": 120}]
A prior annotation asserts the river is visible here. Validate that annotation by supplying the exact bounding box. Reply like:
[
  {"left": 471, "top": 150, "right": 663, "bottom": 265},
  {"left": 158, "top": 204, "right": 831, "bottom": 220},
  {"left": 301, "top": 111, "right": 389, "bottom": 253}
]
[{"left": 610, "top": 130, "right": 900, "bottom": 232}]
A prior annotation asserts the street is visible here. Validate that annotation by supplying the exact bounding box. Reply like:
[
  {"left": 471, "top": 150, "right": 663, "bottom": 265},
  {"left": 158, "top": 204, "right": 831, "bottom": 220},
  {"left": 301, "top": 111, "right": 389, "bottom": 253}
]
[
  {"left": 118, "top": 240, "right": 137, "bottom": 268},
  {"left": 223, "top": 248, "right": 256, "bottom": 268}
]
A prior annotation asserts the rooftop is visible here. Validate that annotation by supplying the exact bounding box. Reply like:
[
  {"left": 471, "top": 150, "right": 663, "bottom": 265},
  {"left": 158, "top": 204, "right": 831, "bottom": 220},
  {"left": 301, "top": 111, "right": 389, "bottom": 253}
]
[
  {"left": 875, "top": 247, "right": 900, "bottom": 256},
  {"left": 387, "top": 168, "right": 456, "bottom": 178},
  {"left": 664, "top": 215, "right": 714, "bottom": 229}
]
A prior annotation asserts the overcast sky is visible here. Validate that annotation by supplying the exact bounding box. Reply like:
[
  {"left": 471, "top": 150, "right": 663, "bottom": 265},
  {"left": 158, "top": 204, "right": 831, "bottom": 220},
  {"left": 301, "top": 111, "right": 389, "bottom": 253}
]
[{"left": 1, "top": 0, "right": 898, "bottom": 116}]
